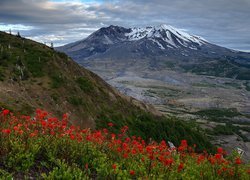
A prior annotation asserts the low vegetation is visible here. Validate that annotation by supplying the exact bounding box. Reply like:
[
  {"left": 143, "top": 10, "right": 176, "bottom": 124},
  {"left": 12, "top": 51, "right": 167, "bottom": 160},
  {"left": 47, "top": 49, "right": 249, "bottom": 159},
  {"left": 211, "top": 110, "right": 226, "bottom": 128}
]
[
  {"left": 194, "top": 108, "right": 242, "bottom": 121},
  {"left": 181, "top": 59, "right": 250, "bottom": 80},
  {"left": 0, "top": 109, "right": 249, "bottom": 179},
  {"left": 206, "top": 123, "right": 249, "bottom": 142}
]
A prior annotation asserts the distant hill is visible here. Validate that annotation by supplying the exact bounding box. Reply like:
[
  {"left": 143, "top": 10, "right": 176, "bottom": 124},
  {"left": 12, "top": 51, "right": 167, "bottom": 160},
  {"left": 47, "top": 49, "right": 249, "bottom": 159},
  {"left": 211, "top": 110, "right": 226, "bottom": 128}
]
[{"left": 0, "top": 31, "right": 214, "bottom": 151}]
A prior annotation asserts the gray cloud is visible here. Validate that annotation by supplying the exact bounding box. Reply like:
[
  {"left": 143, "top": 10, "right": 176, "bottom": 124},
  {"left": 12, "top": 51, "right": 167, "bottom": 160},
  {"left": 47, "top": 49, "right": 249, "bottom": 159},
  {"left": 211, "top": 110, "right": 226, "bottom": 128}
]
[{"left": 0, "top": 0, "right": 249, "bottom": 51}]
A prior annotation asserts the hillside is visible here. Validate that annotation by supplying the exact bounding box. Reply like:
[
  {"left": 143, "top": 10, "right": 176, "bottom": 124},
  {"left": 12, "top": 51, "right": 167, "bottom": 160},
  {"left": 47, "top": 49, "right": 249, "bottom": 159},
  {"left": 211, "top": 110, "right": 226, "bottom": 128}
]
[{"left": 0, "top": 31, "right": 214, "bottom": 151}]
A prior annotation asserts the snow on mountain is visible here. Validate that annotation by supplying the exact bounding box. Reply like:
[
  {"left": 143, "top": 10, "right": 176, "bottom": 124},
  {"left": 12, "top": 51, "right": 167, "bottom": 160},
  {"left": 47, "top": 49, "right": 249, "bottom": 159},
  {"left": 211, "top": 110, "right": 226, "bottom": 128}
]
[
  {"left": 58, "top": 24, "right": 250, "bottom": 64},
  {"left": 58, "top": 24, "right": 250, "bottom": 82},
  {"left": 125, "top": 24, "right": 208, "bottom": 49}
]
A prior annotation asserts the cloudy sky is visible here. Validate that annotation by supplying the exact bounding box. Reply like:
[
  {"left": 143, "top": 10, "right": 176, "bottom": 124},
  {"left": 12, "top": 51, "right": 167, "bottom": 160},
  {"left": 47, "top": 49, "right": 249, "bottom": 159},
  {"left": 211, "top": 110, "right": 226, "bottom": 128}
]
[{"left": 0, "top": 0, "right": 249, "bottom": 51}]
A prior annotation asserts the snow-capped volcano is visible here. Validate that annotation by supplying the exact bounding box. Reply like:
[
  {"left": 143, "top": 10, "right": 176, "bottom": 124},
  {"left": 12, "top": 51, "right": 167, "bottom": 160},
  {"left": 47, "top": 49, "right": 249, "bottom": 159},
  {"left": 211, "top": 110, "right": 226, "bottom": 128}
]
[
  {"left": 126, "top": 24, "right": 207, "bottom": 49},
  {"left": 59, "top": 24, "right": 209, "bottom": 56},
  {"left": 57, "top": 24, "right": 250, "bottom": 81}
]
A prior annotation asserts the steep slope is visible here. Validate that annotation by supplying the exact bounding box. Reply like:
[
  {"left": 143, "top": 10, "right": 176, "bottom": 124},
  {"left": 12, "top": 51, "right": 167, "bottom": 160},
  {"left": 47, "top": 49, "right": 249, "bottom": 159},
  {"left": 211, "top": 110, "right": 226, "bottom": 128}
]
[
  {"left": 0, "top": 31, "right": 160, "bottom": 128},
  {"left": 0, "top": 31, "right": 214, "bottom": 151}
]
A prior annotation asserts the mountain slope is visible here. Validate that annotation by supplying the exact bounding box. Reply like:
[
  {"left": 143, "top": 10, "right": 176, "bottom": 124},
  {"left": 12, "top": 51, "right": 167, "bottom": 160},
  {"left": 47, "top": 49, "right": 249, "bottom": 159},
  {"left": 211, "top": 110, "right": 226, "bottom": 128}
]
[
  {"left": 0, "top": 31, "right": 215, "bottom": 150},
  {"left": 58, "top": 24, "right": 250, "bottom": 80},
  {"left": 0, "top": 31, "right": 160, "bottom": 127}
]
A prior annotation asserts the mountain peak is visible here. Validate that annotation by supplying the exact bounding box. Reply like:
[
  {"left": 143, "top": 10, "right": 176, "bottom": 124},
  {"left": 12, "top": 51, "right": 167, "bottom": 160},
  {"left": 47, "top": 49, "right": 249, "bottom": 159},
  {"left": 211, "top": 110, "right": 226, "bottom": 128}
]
[
  {"left": 125, "top": 24, "right": 208, "bottom": 48},
  {"left": 58, "top": 23, "right": 214, "bottom": 60}
]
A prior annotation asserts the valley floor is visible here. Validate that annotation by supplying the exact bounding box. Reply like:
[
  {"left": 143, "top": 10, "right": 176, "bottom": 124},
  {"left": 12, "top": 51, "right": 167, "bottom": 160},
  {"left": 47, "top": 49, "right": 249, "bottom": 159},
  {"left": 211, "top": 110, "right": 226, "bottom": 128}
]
[{"left": 85, "top": 64, "right": 250, "bottom": 162}]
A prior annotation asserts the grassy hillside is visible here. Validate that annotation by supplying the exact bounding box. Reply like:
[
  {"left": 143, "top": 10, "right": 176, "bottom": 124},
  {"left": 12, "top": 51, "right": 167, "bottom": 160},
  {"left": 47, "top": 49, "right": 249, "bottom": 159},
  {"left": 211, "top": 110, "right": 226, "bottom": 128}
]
[{"left": 0, "top": 31, "right": 213, "bottom": 151}]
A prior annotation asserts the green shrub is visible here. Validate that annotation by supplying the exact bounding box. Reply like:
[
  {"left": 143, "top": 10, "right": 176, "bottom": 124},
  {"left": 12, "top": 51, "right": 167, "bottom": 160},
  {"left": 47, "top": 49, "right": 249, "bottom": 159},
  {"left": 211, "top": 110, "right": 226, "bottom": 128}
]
[
  {"left": 50, "top": 74, "right": 65, "bottom": 88},
  {"left": 68, "top": 96, "right": 84, "bottom": 106},
  {"left": 42, "top": 160, "right": 87, "bottom": 180},
  {"left": 76, "top": 77, "right": 93, "bottom": 92},
  {"left": 0, "top": 169, "right": 13, "bottom": 179},
  {"left": 194, "top": 108, "right": 241, "bottom": 120}
]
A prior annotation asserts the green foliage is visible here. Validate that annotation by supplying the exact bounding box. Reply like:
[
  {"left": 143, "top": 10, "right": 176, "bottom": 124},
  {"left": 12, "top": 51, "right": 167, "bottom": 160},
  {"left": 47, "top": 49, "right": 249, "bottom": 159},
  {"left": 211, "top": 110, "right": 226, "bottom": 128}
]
[
  {"left": 42, "top": 160, "right": 87, "bottom": 180},
  {"left": 56, "top": 51, "right": 68, "bottom": 59},
  {"left": 0, "top": 67, "right": 5, "bottom": 81},
  {"left": 76, "top": 77, "right": 93, "bottom": 92},
  {"left": 97, "top": 112, "right": 214, "bottom": 152},
  {"left": 51, "top": 93, "right": 59, "bottom": 102},
  {"left": 1, "top": 110, "right": 249, "bottom": 179},
  {"left": 4, "top": 139, "right": 40, "bottom": 172},
  {"left": 181, "top": 59, "right": 250, "bottom": 80},
  {"left": 0, "top": 50, "right": 10, "bottom": 67},
  {"left": 211, "top": 124, "right": 235, "bottom": 135},
  {"left": 20, "top": 103, "right": 34, "bottom": 115},
  {"left": 50, "top": 74, "right": 65, "bottom": 88},
  {"left": 207, "top": 123, "right": 250, "bottom": 142},
  {"left": 194, "top": 108, "right": 242, "bottom": 120},
  {"left": 68, "top": 96, "right": 84, "bottom": 106},
  {"left": 0, "top": 169, "right": 13, "bottom": 179}
]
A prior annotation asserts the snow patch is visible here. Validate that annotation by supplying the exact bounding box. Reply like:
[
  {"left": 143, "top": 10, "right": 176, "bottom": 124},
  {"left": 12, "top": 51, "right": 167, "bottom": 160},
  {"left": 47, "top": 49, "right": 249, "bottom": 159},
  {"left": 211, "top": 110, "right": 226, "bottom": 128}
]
[
  {"left": 150, "top": 38, "right": 165, "bottom": 50},
  {"left": 125, "top": 24, "right": 208, "bottom": 49}
]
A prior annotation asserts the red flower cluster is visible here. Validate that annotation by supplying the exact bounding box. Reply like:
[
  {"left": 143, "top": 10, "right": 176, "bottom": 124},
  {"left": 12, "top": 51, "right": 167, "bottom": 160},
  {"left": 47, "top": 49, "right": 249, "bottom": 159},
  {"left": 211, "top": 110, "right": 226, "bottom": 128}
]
[{"left": 0, "top": 109, "right": 249, "bottom": 179}]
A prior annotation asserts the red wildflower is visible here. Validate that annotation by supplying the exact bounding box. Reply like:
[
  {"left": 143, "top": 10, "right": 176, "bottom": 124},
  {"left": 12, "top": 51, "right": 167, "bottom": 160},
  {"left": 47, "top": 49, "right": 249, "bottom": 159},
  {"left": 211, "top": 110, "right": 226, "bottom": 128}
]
[
  {"left": 117, "top": 147, "right": 122, "bottom": 152},
  {"left": 209, "top": 157, "right": 216, "bottom": 165},
  {"left": 149, "top": 154, "right": 154, "bottom": 160},
  {"left": 123, "top": 153, "right": 128, "bottom": 158},
  {"left": 111, "top": 133, "right": 116, "bottom": 140},
  {"left": 178, "top": 146, "right": 185, "bottom": 152},
  {"left": 112, "top": 164, "right": 117, "bottom": 170},
  {"left": 18, "top": 130, "right": 24, "bottom": 135},
  {"left": 215, "top": 153, "right": 222, "bottom": 160},
  {"left": 81, "top": 129, "right": 88, "bottom": 134},
  {"left": 235, "top": 157, "right": 241, "bottom": 165},
  {"left": 217, "top": 169, "right": 222, "bottom": 175},
  {"left": 29, "top": 132, "right": 37, "bottom": 137},
  {"left": 13, "top": 126, "right": 19, "bottom": 131},
  {"left": 178, "top": 163, "right": 184, "bottom": 172},
  {"left": 103, "top": 128, "right": 108, "bottom": 134},
  {"left": 131, "top": 148, "right": 137, "bottom": 155},
  {"left": 2, "top": 129, "right": 11, "bottom": 134},
  {"left": 86, "top": 135, "right": 91, "bottom": 141},
  {"left": 2, "top": 109, "right": 10, "bottom": 116},
  {"left": 130, "top": 170, "right": 135, "bottom": 176},
  {"left": 121, "top": 125, "right": 129, "bottom": 133},
  {"left": 122, "top": 142, "right": 128, "bottom": 150},
  {"left": 36, "top": 109, "right": 42, "bottom": 114},
  {"left": 217, "top": 147, "right": 223, "bottom": 154},
  {"left": 160, "top": 140, "right": 167, "bottom": 147},
  {"left": 181, "top": 140, "right": 187, "bottom": 147},
  {"left": 125, "top": 137, "right": 131, "bottom": 143},
  {"left": 197, "top": 155, "right": 205, "bottom": 164},
  {"left": 108, "top": 122, "right": 114, "bottom": 127},
  {"left": 165, "top": 158, "right": 174, "bottom": 166},
  {"left": 63, "top": 113, "right": 68, "bottom": 119}
]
